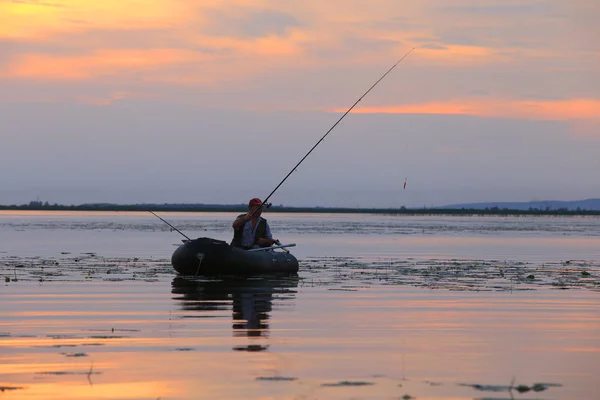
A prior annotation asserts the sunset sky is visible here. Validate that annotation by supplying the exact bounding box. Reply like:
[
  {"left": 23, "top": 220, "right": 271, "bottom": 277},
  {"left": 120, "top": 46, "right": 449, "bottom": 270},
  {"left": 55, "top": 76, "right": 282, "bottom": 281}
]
[{"left": 1, "top": 0, "right": 598, "bottom": 207}]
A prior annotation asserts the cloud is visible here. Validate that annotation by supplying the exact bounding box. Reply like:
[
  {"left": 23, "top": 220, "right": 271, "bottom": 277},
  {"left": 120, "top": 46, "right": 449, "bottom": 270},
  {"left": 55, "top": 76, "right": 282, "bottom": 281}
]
[
  {"left": 11, "top": 0, "right": 67, "bottom": 8},
  {"left": 74, "top": 91, "right": 159, "bottom": 106},
  {"left": 307, "top": 35, "right": 404, "bottom": 63},
  {"left": 441, "top": 2, "right": 550, "bottom": 16},
  {"left": 364, "top": 16, "right": 413, "bottom": 31},
  {"left": 3, "top": 48, "right": 211, "bottom": 80},
  {"left": 0, "top": 27, "right": 311, "bottom": 84},
  {"left": 202, "top": 8, "right": 301, "bottom": 38},
  {"left": 0, "top": 37, "right": 87, "bottom": 60},
  {"left": 418, "top": 44, "right": 493, "bottom": 59},
  {"left": 0, "top": 0, "right": 597, "bottom": 122},
  {"left": 338, "top": 98, "right": 600, "bottom": 123},
  {"left": 430, "top": 0, "right": 600, "bottom": 54},
  {"left": 418, "top": 43, "right": 447, "bottom": 50}
]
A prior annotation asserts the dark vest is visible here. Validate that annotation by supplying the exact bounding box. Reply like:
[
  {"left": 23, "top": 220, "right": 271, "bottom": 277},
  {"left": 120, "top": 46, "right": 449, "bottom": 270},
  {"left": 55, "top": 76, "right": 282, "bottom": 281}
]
[{"left": 231, "top": 215, "right": 268, "bottom": 249}]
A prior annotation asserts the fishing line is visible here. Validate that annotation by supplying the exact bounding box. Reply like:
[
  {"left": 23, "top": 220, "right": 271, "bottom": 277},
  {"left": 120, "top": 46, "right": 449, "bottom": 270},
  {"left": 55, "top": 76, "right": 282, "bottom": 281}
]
[
  {"left": 152, "top": 48, "right": 415, "bottom": 236},
  {"left": 257, "top": 48, "right": 415, "bottom": 209}
]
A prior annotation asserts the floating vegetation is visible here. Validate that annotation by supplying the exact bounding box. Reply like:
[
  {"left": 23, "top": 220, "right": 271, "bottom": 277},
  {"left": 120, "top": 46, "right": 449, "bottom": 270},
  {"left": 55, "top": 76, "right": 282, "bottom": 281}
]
[
  {"left": 531, "top": 382, "right": 562, "bottom": 391},
  {"left": 514, "top": 384, "right": 531, "bottom": 393},
  {"left": 256, "top": 376, "right": 298, "bottom": 381},
  {"left": 87, "top": 335, "right": 127, "bottom": 339},
  {"left": 33, "top": 342, "right": 105, "bottom": 349},
  {"left": 233, "top": 344, "right": 269, "bottom": 352},
  {"left": 321, "top": 380, "right": 375, "bottom": 387},
  {"left": 37, "top": 371, "right": 70, "bottom": 375},
  {"left": 60, "top": 352, "right": 88, "bottom": 357},
  {"left": 47, "top": 334, "right": 78, "bottom": 339},
  {"left": 1, "top": 253, "right": 173, "bottom": 283},
  {"left": 299, "top": 257, "right": 600, "bottom": 292},
  {"left": 1, "top": 252, "right": 599, "bottom": 293},
  {"left": 459, "top": 381, "right": 562, "bottom": 395},
  {"left": 0, "top": 386, "right": 24, "bottom": 392},
  {"left": 37, "top": 370, "right": 102, "bottom": 376},
  {"left": 458, "top": 383, "right": 511, "bottom": 392}
]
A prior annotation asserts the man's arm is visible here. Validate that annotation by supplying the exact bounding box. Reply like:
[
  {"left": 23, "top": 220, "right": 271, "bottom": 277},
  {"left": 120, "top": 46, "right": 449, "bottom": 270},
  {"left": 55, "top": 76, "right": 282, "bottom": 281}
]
[{"left": 232, "top": 214, "right": 250, "bottom": 229}]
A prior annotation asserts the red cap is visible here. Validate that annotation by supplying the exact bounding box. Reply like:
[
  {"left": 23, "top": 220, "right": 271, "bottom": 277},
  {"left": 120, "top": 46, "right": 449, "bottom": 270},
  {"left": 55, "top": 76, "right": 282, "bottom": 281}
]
[{"left": 249, "top": 198, "right": 262, "bottom": 206}]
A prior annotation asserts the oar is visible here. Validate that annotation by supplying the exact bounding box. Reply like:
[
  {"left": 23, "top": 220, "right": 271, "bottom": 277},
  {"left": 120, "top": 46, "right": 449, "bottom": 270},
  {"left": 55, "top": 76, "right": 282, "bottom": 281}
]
[
  {"left": 274, "top": 239, "right": 291, "bottom": 253},
  {"left": 247, "top": 243, "right": 296, "bottom": 252}
]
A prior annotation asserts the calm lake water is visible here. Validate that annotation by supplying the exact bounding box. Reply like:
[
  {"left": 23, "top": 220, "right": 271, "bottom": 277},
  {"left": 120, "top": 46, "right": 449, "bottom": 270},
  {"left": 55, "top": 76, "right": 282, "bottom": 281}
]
[{"left": 1, "top": 211, "right": 599, "bottom": 399}]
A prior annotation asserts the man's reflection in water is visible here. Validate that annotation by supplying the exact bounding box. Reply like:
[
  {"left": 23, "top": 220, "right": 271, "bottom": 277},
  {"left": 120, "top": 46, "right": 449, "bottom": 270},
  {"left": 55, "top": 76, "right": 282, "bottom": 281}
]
[{"left": 171, "top": 276, "right": 298, "bottom": 352}]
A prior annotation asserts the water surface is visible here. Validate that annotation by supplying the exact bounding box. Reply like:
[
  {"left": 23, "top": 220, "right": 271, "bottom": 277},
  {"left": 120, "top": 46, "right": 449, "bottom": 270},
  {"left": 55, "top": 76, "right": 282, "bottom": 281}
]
[{"left": 1, "top": 211, "right": 599, "bottom": 399}]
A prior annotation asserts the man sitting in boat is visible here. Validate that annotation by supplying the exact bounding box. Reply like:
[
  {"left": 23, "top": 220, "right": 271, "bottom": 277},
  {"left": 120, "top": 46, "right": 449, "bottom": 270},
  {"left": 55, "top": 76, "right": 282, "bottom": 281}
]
[{"left": 231, "top": 198, "right": 276, "bottom": 250}]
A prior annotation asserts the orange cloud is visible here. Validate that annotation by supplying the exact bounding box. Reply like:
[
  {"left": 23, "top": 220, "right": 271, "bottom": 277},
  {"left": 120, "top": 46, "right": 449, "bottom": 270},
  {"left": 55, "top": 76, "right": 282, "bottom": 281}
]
[
  {"left": 4, "top": 49, "right": 210, "bottom": 80},
  {"left": 340, "top": 98, "right": 600, "bottom": 121},
  {"left": 2, "top": 26, "right": 307, "bottom": 84},
  {"left": 186, "top": 28, "right": 308, "bottom": 56},
  {"left": 74, "top": 91, "right": 160, "bottom": 106},
  {"left": 413, "top": 44, "right": 493, "bottom": 61},
  {"left": 254, "top": 33, "right": 305, "bottom": 55}
]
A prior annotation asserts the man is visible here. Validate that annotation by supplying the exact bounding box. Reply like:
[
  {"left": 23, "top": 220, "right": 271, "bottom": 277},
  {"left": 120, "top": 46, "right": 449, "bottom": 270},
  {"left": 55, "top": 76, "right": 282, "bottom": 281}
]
[{"left": 231, "top": 198, "right": 276, "bottom": 249}]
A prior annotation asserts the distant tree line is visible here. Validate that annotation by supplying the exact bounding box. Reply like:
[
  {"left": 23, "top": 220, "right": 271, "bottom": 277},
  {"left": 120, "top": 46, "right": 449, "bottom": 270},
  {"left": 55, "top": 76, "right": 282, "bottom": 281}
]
[{"left": 0, "top": 201, "right": 598, "bottom": 216}]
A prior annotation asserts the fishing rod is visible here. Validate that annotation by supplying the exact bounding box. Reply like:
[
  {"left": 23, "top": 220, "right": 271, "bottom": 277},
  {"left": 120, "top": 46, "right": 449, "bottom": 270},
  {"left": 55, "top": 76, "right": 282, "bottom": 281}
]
[
  {"left": 149, "top": 210, "right": 191, "bottom": 241},
  {"left": 258, "top": 48, "right": 415, "bottom": 209},
  {"left": 151, "top": 48, "right": 414, "bottom": 238}
]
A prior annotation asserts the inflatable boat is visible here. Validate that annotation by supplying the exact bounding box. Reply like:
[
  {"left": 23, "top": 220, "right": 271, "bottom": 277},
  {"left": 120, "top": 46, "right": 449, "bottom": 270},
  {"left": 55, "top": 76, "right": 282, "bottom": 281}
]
[{"left": 171, "top": 237, "right": 299, "bottom": 276}]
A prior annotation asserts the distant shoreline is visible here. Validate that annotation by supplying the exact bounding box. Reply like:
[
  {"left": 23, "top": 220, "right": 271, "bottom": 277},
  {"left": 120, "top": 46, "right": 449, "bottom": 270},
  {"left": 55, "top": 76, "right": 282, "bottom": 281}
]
[{"left": 1, "top": 204, "right": 599, "bottom": 216}]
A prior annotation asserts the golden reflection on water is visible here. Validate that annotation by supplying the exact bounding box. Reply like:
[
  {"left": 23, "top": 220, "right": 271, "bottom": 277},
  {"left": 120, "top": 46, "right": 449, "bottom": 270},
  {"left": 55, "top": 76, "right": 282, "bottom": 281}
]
[{"left": 1, "top": 277, "right": 599, "bottom": 399}]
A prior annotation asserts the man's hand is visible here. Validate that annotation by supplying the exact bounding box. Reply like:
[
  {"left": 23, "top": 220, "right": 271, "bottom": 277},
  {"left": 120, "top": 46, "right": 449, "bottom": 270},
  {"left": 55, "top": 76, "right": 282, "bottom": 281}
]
[
  {"left": 233, "top": 213, "right": 252, "bottom": 229},
  {"left": 257, "top": 237, "right": 273, "bottom": 247}
]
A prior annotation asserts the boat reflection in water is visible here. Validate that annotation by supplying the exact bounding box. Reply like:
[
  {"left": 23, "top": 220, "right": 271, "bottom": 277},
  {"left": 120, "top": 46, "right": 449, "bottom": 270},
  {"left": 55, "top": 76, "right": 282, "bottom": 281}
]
[{"left": 171, "top": 275, "right": 298, "bottom": 352}]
